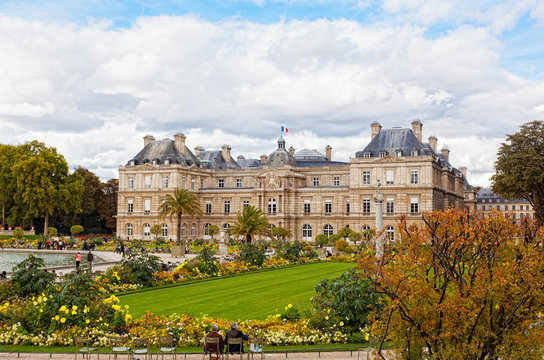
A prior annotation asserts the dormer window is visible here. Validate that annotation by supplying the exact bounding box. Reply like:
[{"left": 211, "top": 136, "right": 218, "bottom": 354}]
[
  {"left": 152, "top": 159, "right": 158, "bottom": 165},
  {"left": 164, "top": 159, "right": 170, "bottom": 165},
  {"left": 379, "top": 151, "right": 386, "bottom": 158},
  {"left": 130, "top": 160, "right": 136, "bottom": 166},
  {"left": 363, "top": 152, "right": 371, "bottom": 158},
  {"left": 411, "top": 150, "right": 418, "bottom": 156},
  {"left": 396, "top": 151, "right": 402, "bottom": 157}
]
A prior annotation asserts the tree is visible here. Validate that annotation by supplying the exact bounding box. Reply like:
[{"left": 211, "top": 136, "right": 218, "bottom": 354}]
[
  {"left": 271, "top": 226, "right": 292, "bottom": 241},
  {"left": 358, "top": 210, "right": 544, "bottom": 360},
  {"left": 227, "top": 205, "right": 268, "bottom": 243},
  {"left": 0, "top": 144, "right": 19, "bottom": 228},
  {"left": 70, "top": 225, "right": 84, "bottom": 236},
  {"left": 12, "top": 141, "right": 83, "bottom": 236},
  {"left": 338, "top": 226, "right": 353, "bottom": 241},
  {"left": 158, "top": 188, "right": 202, "bottom": 245},
  {"left": 71, "top": 167, "right": 103, "bottom": 232},
  {"left": 348, "top": 231, "right": 362, "bottom": 245},
  {"left": 98, "top": 178, "right": 118, "bottom": 233},
  {"left": 205, "top": 224, "right": 219, "bottom": 242},
  {"left": 492, "top": 121, "right": 544, "bottom": 224},
  {"left": 150, "top": 224, "right": 162, "bottom": 240},
  {"left": 47, "top": 227, "right": 58, "bottom": 238},
  {"left": 315, "top": 234, "right": 329, "bottom": 247}
]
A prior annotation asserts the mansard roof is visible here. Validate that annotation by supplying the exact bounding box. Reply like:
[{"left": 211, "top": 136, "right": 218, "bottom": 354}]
[
  {"left": 197, "top": 150, "right": 241, "bottom": 170},
  {"left": 128, "top": 139, "right": 200, "bottom": 166},
  {"left": 237, "top": 158, "right": 263, "bottom": 168},
  {"left": 355, "top": 127, "right": 432, "bottom": 158}
]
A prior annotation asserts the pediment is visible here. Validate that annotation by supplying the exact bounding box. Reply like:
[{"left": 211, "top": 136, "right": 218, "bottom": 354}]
[
  {"left": 375, "top": 155, "right": 404, "bottom": 163},
  {"left": 140, "top": 163, "right": 158, "bottom": 170}
]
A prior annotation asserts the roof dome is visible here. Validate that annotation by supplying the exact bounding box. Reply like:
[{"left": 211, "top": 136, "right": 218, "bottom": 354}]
[{"left": 269, "top": 136, "right": 296, "bottom": 167}]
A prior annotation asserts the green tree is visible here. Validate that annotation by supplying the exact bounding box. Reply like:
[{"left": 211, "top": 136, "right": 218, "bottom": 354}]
[
  {"left": 11, "top": 254, "right": 56, "bottom": 297},
  {"left": 205, "top": 224, "right": 220, "bottom": 242},
  {"left": 0, "top": 144, "right": 19, "bottom": 228},
  {"left": 150, "top": 224, "right": 162, "bottom": 240},
  {"left": 492, "top": 121, "right": 544, "bottom": 224},
  {"left": 47, "top": 227, "right": 58, "bottom": 238},
  {"left": 337, "top": 226, "right": 353, "bottom": 240},
  {"left": 315, "top": 234, "right": 329, "bottom": 247},
  {"left": 271, "top": 226, "right": 292, "bottom": 241},
  {"left": 69, "top": 167, "right": 102, "bottom": 233},
  {"left": 227, "top": 205, "right": 268, "bottom": 243},
  {"left": 98, "top": 178, "right": 118, "bottom": 232},
  {"left": 348, "top": 231, "right": 362, "bottom": 245},
  {"left": 12, "top": 141, "right": 83, "bottom": 237},
  {"left": 70, "top": 225, "right": 84, "bottom": 236},
  {"left": 158, "top": 188, "right": 202, "bottom": 245}
]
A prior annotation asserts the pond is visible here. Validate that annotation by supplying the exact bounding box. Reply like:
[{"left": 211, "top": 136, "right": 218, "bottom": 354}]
[{"left": 0, "top": 251, "right": 78, "bottom": 272}]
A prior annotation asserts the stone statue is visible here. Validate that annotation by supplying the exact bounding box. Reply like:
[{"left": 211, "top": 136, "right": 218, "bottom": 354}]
[{"left": 374, "top": 180, "right": 383, "bottom": 202}]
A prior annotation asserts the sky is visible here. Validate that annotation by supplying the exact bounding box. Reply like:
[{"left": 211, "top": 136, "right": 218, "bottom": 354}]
[{"left": 0, "top": 0, "right": 543, "bottom": 187}]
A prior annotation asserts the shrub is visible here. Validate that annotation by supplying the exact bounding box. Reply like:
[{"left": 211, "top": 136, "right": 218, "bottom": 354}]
[
  {"left": 70, "top": 225, "right": 84, "bottom": 235},
  {"left": 10, "top": 254, "right": 56, "bottom": 297},
  {"left": 47, "top": 227, "right": 58, "bottom": 237},
  {"left": 12, "top": 227, "right": 24, "bottom": 240},
  {"left": 238, "top": 243, "right": 266, "bottom": 267},
  {"left": 118, "top": 247, "right": 161, "bottom": 286},
  {"left": 335, "top": 239, "right": 348, "bottom": 251},
  {"left": 315, "top": 234, "right": 329, "bottom": 247}
]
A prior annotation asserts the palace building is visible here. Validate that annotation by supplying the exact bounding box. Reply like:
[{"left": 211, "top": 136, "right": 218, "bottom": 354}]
[{"left": 116, "top": 121, "right": 476, "bottom": 241}]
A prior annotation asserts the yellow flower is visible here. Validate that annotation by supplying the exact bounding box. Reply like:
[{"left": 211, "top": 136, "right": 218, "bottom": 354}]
[
  {"left": 54, "top": 315, "right": 60, "bottom": 321},
  {"left": 72, "top": 305, "right": 77, "bottom": 310},
  {"left": 365, "top": 333, "right": 370, "bottom": 341},
  {"left": 125, "top": 314, "right": 132, "bottom": 322},
  {"left": 60, "top": 318, "right": 66, "bottom": 323},
  {"left": 59, "top": 306, "right": 67, "bottom": 312},
  {"left": 65, "top": 309, "right": 69, "bottom": 315},
  {"left": 124, "top": 305, "right": 129, "bottom": 310},
  {"left": 85, "top": 319, "right": 90, "bottom": 324},
  {"left": 71, "top": 310, "right": 77, "bottom": 315},
  {"left": 339, "top": 321, "right": 344, "bottom": 326},
  {"left": 325, "top": 316, "right": 329, "bottom": 320},
  {"left": 288, "top": 304, "right": 292, "bottom": 308}
]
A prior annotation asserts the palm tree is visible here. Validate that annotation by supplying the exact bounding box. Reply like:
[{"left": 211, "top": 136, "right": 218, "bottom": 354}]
[
  {"left": 159, "top": 188, "right": 202, "bottom": 245},
  {"left": 227, "top": 205, "right": 268, "bottom": 243}
]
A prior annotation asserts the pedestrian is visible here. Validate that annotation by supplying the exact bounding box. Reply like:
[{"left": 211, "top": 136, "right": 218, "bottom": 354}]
[
  {"left": 86, "top": 250, "right": 94, "bottom": 271},
  {"left": 75, "top": 252, "right": 81, "bottom": 269}
]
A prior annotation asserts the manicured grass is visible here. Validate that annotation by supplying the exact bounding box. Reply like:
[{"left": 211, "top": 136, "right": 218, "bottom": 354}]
[
  {"left": 0, "top": 235, "right": 41, "bottom": 240},
  {"left": 119, "top": 262, "right": 354, "bottom": 320}
]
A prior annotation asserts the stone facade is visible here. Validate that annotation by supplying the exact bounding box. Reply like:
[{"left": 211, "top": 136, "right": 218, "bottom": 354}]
[
  {"left": 116, "top": 121, "right": 475, "bottom": 241},
  {"left": 476, "top": 188, "right": 535, "bottom": 223}
]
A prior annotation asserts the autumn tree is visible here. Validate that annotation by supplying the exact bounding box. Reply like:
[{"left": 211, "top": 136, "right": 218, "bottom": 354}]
[
  {"left": 12, "top": 141, "right": 83, "bottom": 237},
  {"left": 492, "top": 120, "right": 544, "bottom": 224},
  {"left": 358, "top": 209, "right": 544, "bottom": 360}
]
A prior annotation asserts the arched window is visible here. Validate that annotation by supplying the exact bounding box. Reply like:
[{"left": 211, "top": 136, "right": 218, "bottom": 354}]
[
  {"left": 269, "top": 224, "right": 276, "bottom": 230},
  {"left": 302, "top": 224, "right": 312, "bottom": 241},
  {"left": 162, "top": 224, "right": 168, "bottom": 237},
  {"left": 324, "top": 224, "right": 333, "bottom": 236},
  {"left": 268, "top": 198, "right": 277, "bottom": 214},
  {"left": 191, "top": 224, "right": 195, "bottom": 237},
  {"left": 362, "top": 225, "right": 371, "bottom": 232},
  {"left": 386, "top": 226, "right": 395, "bottom": 241},
  {"left": 127, "top": 223, "right": 133, "bottom": 236},
  {"left": 182, "top": 224, "right": 186, "bottom": 237},
  {"left": 143, "top": 223, "right": 150, "bottom": 236},
  {"left": 204, "top": 223, "right": 212, "bottom": 236},
  {"left": 222, "top": 223, "right": 230, "bottom": 231}
]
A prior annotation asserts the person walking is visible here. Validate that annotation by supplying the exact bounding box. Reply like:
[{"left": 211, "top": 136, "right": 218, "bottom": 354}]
[
  {"left": 86, "top": 250, "right": 94, "bottom": 271},
  {"left": 75, "top": 252, "right": 81, "bottom": 270}
]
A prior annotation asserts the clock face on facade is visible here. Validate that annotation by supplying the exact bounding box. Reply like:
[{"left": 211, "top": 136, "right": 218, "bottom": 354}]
[{"left": 269, "top": 177, "right": 274, "bottom": 183}]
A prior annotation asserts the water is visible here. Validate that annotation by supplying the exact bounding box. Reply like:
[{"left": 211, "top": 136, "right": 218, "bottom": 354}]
[{"left": 0, "top": 251, "right": 76, "bottom": 272}]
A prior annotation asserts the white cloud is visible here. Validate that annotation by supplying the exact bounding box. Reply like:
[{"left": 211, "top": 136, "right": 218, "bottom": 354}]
[{"left": 0, "top": 13, "right": 542, "bottom": 189}]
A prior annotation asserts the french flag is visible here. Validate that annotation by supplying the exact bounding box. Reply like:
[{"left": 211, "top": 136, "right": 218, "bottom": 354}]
[{"left": 281, "top": 126, "right": 288, "bottom": 133}]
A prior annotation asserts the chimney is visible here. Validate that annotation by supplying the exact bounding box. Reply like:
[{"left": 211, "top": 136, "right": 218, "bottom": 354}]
[
  {"left": 194, "top": 146, "right": 204, "bottom": 156},
  {"left": 325, "top": 145, "right": 332, "bottom": 161},
  {"left": 459, "top": 166, "right": 467, "bottom": 178},
  {"left": 411, "top": 120, "right": 423, "bottom": 143},
  {"left": 174, "top": 133, "right": 186, "bottom": 154},
  {"left": 260, "top": 154, "right": 268, "bottom": 165},
  {"left": 143, "top": 135, "right": 155, "bottom": 147},
  {"left": 441, "top": 148, "right": 450, "bottom": 162},
  {"left": 237, "top": 155, "right": 246, "bottom": 160},
  {"left": 222, "top": 144, "right": 231, "bottom": 163},
  {"left": 428, "top": 135, "right": 437, "bottom": 153},
  {"left": 288, "top": 146, "right": 295, "bottom": 156},
  {"left": 370, "top": 122, "right": 382, "bottom": 140}
]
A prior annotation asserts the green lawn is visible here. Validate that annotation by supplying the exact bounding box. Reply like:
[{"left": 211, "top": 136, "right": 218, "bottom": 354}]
[{"left": 119, "top": 262, "right": 354, "bottom": 320}]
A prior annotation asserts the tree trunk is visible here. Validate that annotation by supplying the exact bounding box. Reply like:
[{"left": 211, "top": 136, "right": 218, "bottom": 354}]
[
  {"left": 1, "top": 201, "right": 4, "bottom": 228},
  {"left": 177, "top": 213, "right": 181, "bottom": 245},
  {"left": 44, "top": 209, "right": 49, "bottom": 237}
]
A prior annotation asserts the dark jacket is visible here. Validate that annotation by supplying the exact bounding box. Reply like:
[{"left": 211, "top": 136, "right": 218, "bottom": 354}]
[
  {"left": 225, "top": 329, "right": 249, "bottom": 353},
  {"left": 205, "top": 331, "right": 224, "bottom": 354}
]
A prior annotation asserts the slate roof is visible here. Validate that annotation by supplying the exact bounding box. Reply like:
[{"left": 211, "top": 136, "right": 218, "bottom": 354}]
[
  {"left": 237, "top": 158, "right": 263, "bottom": 168},
  {"left": 128, "top": 139, "right": 200, "bottom": 166},
  {"left": 355, "top": 127, "right": 432, "bottom": 158},
  {"left": 294, "top": 149, "right": 328, "bottom": 161},
  {"left": 196, "top": 150, "right": 241, "bottom": 170}
]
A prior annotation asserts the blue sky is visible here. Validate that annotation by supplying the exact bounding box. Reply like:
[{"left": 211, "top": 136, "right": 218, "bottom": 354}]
[{"left": 0, "top": 0, "right": 543, "bottom": 185}]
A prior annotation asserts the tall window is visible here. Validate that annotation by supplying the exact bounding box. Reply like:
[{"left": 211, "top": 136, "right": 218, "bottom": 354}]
[
  {"left": 363, "top": 152, "right": 371, "bottom": 158},
  {"left": 205, "top": 201, "right": 212, "bottom": 214},
  {"left": 325, "top": 200, "right": 332, "bottom": 214},
  {"left": 386, "top": 226, "right": 395, "bottom": 241},
  {"left": 182, "top": 224, "right": 186, "bottom": 237},
  {"left": 163, "top": 175, "right": 169, "bottom": 188},
  {"left": 204, "top": 223, "right": 212, "bottom": 236},
  {"left": 410, "top": 170, "right": 418, "bottom": 184},
  {"left": 268, "top": 198, "right": 277, "bottom": 214},
  {"left": 333, "top": 177, "right": 340, "bottom": 186},
  {"left": 410, "top": 197, "right": 419, "bottom": 214},
  {"left": 127, "top": 199, "right": 133, "bottom": 213},
  {"left": 144, "top": 224, "right": 150, "bottom": 236},
  {"left": 236, "top": 178, "right": 242, "bottom": 188},
  {"left": 324, "top": 224, "right": 333, "bottom": 236},
  {"left": 182, "top": 176, "right": 186, "bottom": 189},
  {"left": 145, "top": 175, "right": 151, "bottom": 189},
  {"left": 362, "top": 225, "right": 370, "bottom": 232},
  {"left": 304, "top": 200, "right": 311, "bottom": 214},
  {"left": 218, "top": 179, "right": 224, "bottom": 188},
  {"left": 162, "top": 224, "right": 168, "bottom": 237},
  {"left": 224, "top": 200, "right": 230, "bottom": 214},
  {"left": 191, "top": 179, "right": 195, "bottom": 189},
  {"left": 362, "top": 198, "right": 371, "bottom": 214},
  {"left": 386, "top": 198, "right": 394, "bottom": 214},
  {"left": 379, "top": 151, "right": 386, "bottom": 157},
  {"left": 128, "top": 176, "right": 134, "bottom": 189},
  {"left": 362, "top": 171, "right": 370, "bottom": 185},
  {"left": 191, "top": 224, "right": 195, "bottom": 237},
  {"left": 144, "top": 199, "right": 151, "bottom": 214},
  {"left": 243, "top": 200, "right": 250, "bottom": 208},
  {"left": 127, "top": 223, "right": 133, "bottom": 236},
  {"left": 302, "top": 224, "right": 312, "bottom": 240},
  {"left": 313, "top": 177, "right": 320, "bottom": 186},
  {"left": 411, "top": 150, "right": 418, "bottom": 156},
  {"left": 386, "top": 170, "right": 394, "bottom": 184},
  {"left": 346, "top": 200, "right": 350, "bottom": 214}
]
